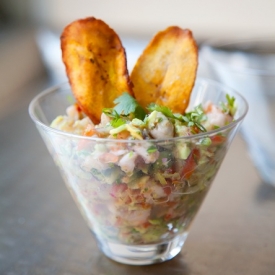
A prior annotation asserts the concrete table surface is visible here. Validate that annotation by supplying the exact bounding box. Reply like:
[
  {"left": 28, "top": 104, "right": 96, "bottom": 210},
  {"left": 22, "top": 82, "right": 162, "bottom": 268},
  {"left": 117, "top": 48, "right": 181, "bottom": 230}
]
[{"left": 1, "top": 78, "right": 275, "bottom": 275}]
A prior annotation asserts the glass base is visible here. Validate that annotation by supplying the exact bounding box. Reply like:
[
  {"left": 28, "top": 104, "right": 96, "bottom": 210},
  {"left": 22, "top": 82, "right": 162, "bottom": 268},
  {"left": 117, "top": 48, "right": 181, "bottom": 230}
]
[{"left": 96, "top": 232, "right": 188, "bottom": 265}]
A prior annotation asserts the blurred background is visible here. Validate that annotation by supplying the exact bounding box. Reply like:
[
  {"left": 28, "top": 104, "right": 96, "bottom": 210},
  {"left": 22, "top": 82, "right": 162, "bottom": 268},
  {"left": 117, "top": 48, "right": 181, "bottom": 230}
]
[{"left": 1, "top": 0, "right": 275, "bottom": 119}]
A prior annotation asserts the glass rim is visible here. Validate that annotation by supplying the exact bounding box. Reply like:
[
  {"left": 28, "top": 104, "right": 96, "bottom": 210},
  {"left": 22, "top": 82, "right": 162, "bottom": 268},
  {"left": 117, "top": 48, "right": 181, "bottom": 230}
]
[
  {"left": 28, "top": 78, "right": 248, "bottom": 143},
  {"left": 202, "top": 37, "right": 275, "bottom": 76}
]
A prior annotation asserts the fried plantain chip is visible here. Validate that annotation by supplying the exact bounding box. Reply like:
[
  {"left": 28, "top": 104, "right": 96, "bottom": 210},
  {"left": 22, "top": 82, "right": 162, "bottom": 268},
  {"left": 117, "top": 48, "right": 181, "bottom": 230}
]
[
  {"left": 131, "top": 27, "right": 198, "bottom": 114},
  {"left": 61, "top": 17, "right": 133, "bottom": 123}
]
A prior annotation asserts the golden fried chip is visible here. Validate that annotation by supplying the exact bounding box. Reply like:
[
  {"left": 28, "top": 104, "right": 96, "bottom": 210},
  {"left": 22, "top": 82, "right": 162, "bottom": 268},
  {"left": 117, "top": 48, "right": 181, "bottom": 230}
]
[
  {"left": 61, "top": 17, "right": 133, "bottom": 123},
  {"left": 131, "top": 27, "right": 198, "bottom": 114}
]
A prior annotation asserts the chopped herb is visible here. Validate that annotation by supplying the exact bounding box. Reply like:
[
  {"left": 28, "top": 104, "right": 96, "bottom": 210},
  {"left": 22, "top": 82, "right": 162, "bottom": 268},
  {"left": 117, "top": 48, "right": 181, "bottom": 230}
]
[
  {"left": 220, "top": 94, "right": 237, "bottom": 116},
  {"left": 114, "top": 92, "right": 146, "bottom": 120},
  {"left": 134, "top": 105, "right": 147, "bottom": 121},
  {"left": 148, "top": 103, "right": 207, "bottom": 132},
  {"left": 183, "top": 105, "right": 207, "bottom": 132},
  {"left": 226, "top": 94, "right": 237, "bottom": 116},
  {"left": 147, "top": 146, "right": 157, "bottom": 153},
  {"left": 102, "top": 108, "right": 126, "bottom": 127},
  {"left": 226, "top": 94, "right": 235, "bottom": 107},
  {"left": 147, "top": 104, "right": 174, "bottom": 118},
  {"left": 102, "top": 108, "right": 120, "bottom": 119},
  {"left": 158, "top": 117, "right": 163, "bottom": 123},
  {"left": 110, "top": 117, "right": 126, "bottom": 128}
]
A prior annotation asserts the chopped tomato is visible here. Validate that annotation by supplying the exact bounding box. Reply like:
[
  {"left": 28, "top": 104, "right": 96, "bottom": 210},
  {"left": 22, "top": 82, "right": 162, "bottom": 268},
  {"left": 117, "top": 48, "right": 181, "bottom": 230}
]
[
  {"left": 163, "top": 186, "right": 172, "bottom": 196},
  {"left": 167, "top": 201, "right": 177, "bottom": 208},
  {"left": 164, "top": 213, "right": 173, "bottom": 221},
  {"left": 211, "top": 135, "right": 226, "bottom": 145},
  {"left": 141, "top": 221, "right": 151, "bottom": 229},
  {"left": 181, "top": 148, "right": 200, "bottom": 179},
  {"left": 83, "top": 124, "right": 96, "bottom": 136}
]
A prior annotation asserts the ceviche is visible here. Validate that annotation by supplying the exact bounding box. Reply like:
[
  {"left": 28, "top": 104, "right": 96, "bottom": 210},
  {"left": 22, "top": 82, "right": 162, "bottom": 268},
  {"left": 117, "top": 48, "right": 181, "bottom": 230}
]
[{"left": 49, "top": 92, "right": 237, "bottom": 245}]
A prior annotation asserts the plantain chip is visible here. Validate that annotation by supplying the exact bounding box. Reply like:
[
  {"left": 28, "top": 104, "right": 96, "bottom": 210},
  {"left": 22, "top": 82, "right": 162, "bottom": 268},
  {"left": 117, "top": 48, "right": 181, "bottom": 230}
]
[
  {"left": 131, "top": 27, "right": 198, "bottom": 114},
  {"left": 61, "top": 17, "right": 133, "bottom": 123}
]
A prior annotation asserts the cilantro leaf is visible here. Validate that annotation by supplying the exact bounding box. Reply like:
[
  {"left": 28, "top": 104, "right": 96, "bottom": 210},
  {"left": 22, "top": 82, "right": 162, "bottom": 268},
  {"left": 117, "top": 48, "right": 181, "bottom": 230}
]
[
  {"left": 114, "top": 93, "right": 137, "bottom": 115},
  {"left": 113, "top": 93, "right": 146, "bottom": 120},
  {"left": 134, "top": 105, "right": 147, "bottom": 121}
]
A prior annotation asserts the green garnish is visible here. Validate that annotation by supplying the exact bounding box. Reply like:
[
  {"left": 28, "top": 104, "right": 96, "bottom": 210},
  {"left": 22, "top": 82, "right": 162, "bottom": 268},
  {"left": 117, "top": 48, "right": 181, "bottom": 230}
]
[
  {"left": 148, "top": 103, "right": 207, "bottom": 132},
  {"left": 226, "top": 94, "right": 237, "bottom": 116},
  {"left": 182, "top": 105, "right": 207, "bottom": 132},
  {"left": 111, "top": 118, "right": 126, "bottom": 127},
  {"left": 220, "top": 94, "right": 237, "bottom": 116},
  {"left": 102, "top": 93, "right": 146, "bottom": 127},
  {"left": 103, "top": 93, "right": 235, "bottom": 133},
  {"left": 102, "top": 108, "right": 126, "bottom": 127},
  {"left": 102, "top": 108, "right": 119, "bottom": 118},
  {"left": 147, "top": 104, "right": 174, "bottom": 118},
  {"left": 147, "top": 146, "right": 157, "bottom": 153},
  {"left": 114, "top": 92, "right": 146, "bottom": 120}
]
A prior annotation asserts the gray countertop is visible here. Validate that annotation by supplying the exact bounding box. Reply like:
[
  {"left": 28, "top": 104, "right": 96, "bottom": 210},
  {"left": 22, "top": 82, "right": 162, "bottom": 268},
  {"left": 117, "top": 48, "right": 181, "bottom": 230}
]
[{"left": 1, "top": 77, "right": 275, "bottom": 275}]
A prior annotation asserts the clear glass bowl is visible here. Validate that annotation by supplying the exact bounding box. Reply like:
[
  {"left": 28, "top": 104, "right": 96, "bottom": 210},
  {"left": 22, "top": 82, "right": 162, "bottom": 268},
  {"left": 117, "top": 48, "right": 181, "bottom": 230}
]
[{"left": 29, "top": 78, "right": 248, "bottom": 265}]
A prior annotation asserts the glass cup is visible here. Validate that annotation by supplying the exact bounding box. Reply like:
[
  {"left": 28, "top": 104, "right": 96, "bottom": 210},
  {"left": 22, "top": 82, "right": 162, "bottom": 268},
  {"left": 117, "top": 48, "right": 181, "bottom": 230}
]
[
  {"left": 201, "top": 38, "right": 275, "bottom": 187},
  {"left": 29, "top": 79, "right": 247, "bottom": 265}
]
